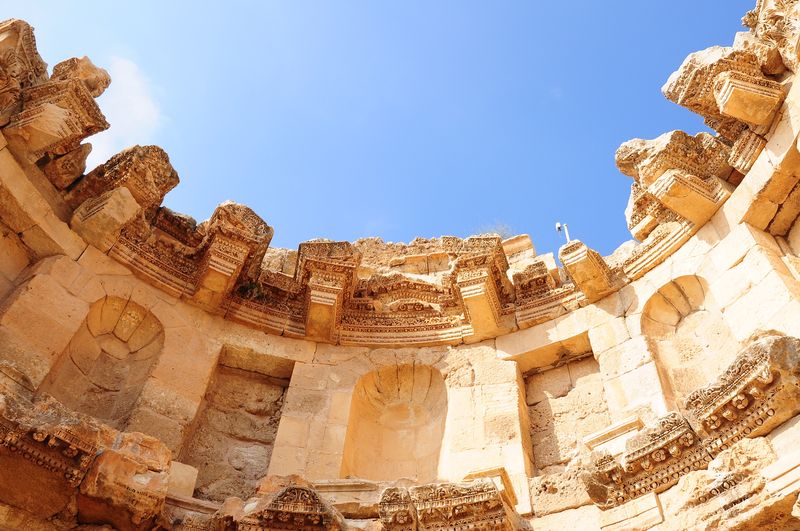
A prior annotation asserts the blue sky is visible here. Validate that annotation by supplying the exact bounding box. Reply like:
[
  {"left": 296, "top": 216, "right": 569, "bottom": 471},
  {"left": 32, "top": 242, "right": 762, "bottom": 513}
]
[{"left": 8, "top": 1, "right": 753, "bottom": 256}]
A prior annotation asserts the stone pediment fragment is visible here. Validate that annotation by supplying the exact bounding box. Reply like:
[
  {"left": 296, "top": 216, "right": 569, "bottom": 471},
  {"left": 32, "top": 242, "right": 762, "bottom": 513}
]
[{"left": 379, "top": 478, "right": 521, "bottom": 530}]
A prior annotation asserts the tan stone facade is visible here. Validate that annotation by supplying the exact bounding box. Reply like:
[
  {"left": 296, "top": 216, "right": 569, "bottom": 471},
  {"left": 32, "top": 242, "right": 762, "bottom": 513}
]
[{"left": 4, "top": 3, "right": 800, "bottom": 529}]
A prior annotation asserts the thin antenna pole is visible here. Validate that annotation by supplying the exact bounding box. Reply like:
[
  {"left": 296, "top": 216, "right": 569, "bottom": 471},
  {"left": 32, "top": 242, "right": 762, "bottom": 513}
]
[{"left": 555, "top": 222, "right": 571, "bottom": 243}]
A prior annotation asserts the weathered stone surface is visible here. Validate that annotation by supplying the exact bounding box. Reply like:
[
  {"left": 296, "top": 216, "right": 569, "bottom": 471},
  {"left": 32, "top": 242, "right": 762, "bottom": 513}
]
[
  {"left": 0, "top": 19, "right": 48, "bottom": 125},
  {"left": 65, "top": 145, "right": 178, "bottom": 217},
  {"left": 51, "top": 56, "right": 110, "bottom": 98},
  {"left": 2, "top": 5, "right": 800, "bottom": 530},
  {"left": 70, "top": 186, "right": 141, "bottom": 252},
  {"left": 181, "top": 366, "right": 285, "bottom": 502}
]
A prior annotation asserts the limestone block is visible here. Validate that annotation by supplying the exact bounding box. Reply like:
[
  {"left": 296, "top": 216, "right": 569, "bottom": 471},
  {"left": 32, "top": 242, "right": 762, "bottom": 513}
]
[
  {"left": 722, "top": 270, "right": 796, "bottom": 341},
  {"left": 501, "top": 233, "right": 535, "bottom": 260},
  {"left": 41, "top": 143, "right": 92, "bottom": 189},
  {"left": 0, "top": 147, "right": 87, "bottom": 260},
  {"left": 151, "top": 325, "right": 216, "bottom": 403},
  {"left": 283, "top": 387, "right": 330, "bottom": 418},
  {"left": 66, "top": 145, "right": 178, "bottom": 214},
  {"left": 125, "top": 407, "right": 186, "bottom": 456},
  {"left": 530, "top": 503, "right": 601, "bottom": 531},
  {"left": 649, "top": 170, "right": 729, "bottom": 226},
  {"left": 0, "top": 20, "right": 48, "bottom": 125},
  {"left": 714, "top": 70, "right": 784, "bottom": 125},
  {"left": 274, "top": 414, "right": 312, "bottom": 449},
  {"left": 530, "top": 466, "right": 592, "bottom": 517},
  {"left": 602, "top": 361, "right": 668, "bottom": 422},
  {"left": 595, "top": 336, "right": 652, "bottom": 381},
  {"left": 4, "top": 78, "right": 109, "bottom": 162},
  {"left": 528, "top": 362, "right": 610, "bottom": 470},
  {"left": 471, "top": 359, "right": 518, "bottom": 386},
  {"left": 459, "top": 277, "right": 510, "bottom": 341},
  {"left": 70, "top": 187, "right": 142, "bottom": 252},
  {"left": 568, "top": 356, "right": 603, "bottom": 385},
  {"left": 616, "top": 130, "right": 732, "bottom": 187},
  {"left": 218, "top": 344, "right": 295, "bottom": 381},
  {"left": 0, "top": 272, "right": 88, "bottom": 386},
  {"left": 267, "top": 445, "right": 308, "bottom": 477},
  {"left": 167, "top": 461, "right": 199, "bottom": 498},
  {"left": 599, "top": 492, "right": 663, "bottom": 530},
  {"left": 78, "top": 449, "right": 169, "bottom": 530},
  {"left": 0, "top": 226, "right": 29, "bottom": 282},
  {"left": 525, "top": 364, "right": 570, "bottom": 406},
  {"left": 559, "top": 240, "right": 616, "bottom": 302},
  {"left": 51, "top": 56, "right": 111, "bottom": 98},
  {"left": 706, "top": 221, "right": 780, "bottom": 274},
  {"left": 131, "top": 377, "right": 201, "bottom": 426},
  {"left": 588, "top": 318, "right": 630, "bottom": 355},
  {"left": 582, "top": 415, "right": 643, "bottom": 457},
  {"left": 656, "top": 437, "right": 794, "bottom": 530}
]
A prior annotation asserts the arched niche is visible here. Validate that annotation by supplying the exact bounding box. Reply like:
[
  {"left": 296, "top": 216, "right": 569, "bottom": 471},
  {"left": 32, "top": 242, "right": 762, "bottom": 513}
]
[
  {"left": 341, "top": 364, "right": 447, "bottom": 483},
  {"left": 38, "top": 296, "right": 164, "bottom": 428},
  {"left": 641, "top": 275, "right": 737, "bottom": 405}
]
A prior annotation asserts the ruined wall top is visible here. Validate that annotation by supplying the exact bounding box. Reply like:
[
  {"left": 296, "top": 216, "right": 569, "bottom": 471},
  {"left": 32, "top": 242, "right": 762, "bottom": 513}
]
[{"left": 0, "top": 0, "right": 797, "bottom": 349}]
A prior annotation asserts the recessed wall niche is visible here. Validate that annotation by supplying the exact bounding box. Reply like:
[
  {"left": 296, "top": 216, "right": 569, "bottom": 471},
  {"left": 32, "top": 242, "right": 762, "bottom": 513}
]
[
  {"left": 641, "top": 275, "right": 738, "bottom": 405},
  {"left": 38, "top": 296, "right": 164, "bottom": 428},
  {"left": 181, "top": 361, "right": 289, "bottom": 502},
  {"left": 340, "top": 364, "right": 448, "bottom": 483}
]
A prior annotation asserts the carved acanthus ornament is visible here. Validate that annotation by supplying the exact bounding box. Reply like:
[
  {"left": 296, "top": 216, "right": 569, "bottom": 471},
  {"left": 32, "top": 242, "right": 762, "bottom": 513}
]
[{"left": 742, "top": 0, "right": 800, "bottom": 73}]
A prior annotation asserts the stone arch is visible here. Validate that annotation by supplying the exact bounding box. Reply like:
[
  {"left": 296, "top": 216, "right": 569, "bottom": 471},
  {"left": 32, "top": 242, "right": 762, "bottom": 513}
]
[
  {"left": 38, "top": 296, "right": 164, "bottom": 428},
  {"left": 340, "top": 364, "right": 447, "bottom": 483},
  {"left": 641, "top": 275, "right": 737, "bottom": 405}
]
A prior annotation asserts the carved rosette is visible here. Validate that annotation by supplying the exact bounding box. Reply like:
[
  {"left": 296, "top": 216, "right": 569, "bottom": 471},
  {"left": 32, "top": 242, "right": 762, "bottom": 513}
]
[
  {"left": 684, "top": 334, "right": 796, "bottom": 439},
  {"left": 0, "top": 417, "right": 97, "bottom": 487},
  {"left": 379, "top": 479, "right": 515, "bottom": 531},
  {"left": 583, "top": 334, "right": 800, "bottom": 509},
  {"left": 379, "top": 487, "right": 417, "bottom": 531}
]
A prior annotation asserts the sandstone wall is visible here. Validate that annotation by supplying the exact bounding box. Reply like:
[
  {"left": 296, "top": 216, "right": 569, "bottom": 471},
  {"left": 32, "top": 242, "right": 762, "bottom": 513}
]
[{"left": 4, "top": 2, "right": 800, "bottom": 529}]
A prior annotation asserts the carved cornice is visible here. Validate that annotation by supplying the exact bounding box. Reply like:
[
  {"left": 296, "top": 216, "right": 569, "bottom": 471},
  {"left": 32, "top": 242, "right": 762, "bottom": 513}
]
[
  {"left": 582, "top": 334, "right": 800, "bottom": 509},
  {"left": 379, "top": 479, "right": 517, "bottom": 531}
]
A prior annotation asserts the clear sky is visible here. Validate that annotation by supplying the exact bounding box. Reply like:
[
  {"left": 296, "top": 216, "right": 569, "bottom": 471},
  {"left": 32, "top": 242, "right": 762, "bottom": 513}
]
[{"left": 7, "top": 1, "right": 753, "bottom": 257}]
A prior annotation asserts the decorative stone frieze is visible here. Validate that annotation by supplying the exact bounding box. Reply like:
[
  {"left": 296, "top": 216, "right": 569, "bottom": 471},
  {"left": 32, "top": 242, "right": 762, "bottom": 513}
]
[
  {"left": 582, "top": 334, "right": 800, "bottom": 509},
  {"left": 211, "top": 485, "right": 345, "bottom": 531},
  {"left": 379, "top": 479, "right": 519, "bottom": 530}
]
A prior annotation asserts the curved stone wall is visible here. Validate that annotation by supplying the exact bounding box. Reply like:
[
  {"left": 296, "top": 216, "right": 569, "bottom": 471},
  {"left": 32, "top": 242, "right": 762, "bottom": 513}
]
[{"left": 3, "top": 2, "right": 800, "bottom": 529}]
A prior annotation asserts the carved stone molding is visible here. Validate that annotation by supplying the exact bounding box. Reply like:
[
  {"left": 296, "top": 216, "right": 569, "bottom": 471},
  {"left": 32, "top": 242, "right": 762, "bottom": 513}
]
[
  {"left": 0, "top": 392, "right": 171, "bottom": 528},
  {"left": 212, "top": 485, "right": 345, "bottom": 531},
  {"left": 0, "top": 19, "right": 48, "bottom": 125},
  {"left": 582, "top": 334, "right": 800, "bottom": 509},
  {"left": 379, "top": 479, "right": 518, "bottom": 530}
]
